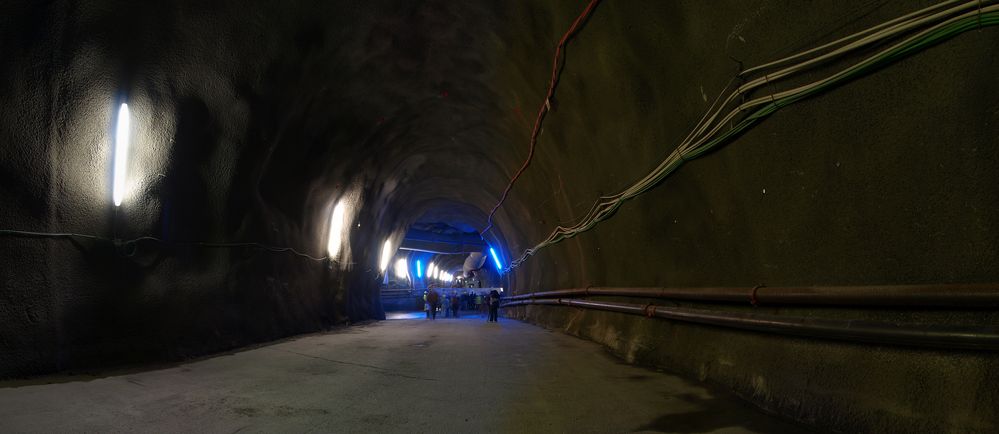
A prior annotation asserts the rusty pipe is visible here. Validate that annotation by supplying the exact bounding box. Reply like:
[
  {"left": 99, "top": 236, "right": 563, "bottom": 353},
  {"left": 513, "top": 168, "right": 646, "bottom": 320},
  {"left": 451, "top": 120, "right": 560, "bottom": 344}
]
[
  {"left": 501, "top": 298, "right": 999, "bottom": 351},
  {"left": 503, "top": 284, "right": 999, "bottom": 307}
]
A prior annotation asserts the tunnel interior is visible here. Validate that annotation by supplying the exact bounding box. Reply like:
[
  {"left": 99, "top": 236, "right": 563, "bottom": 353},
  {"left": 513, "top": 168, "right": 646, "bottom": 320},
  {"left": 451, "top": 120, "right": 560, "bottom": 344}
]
[{"left": 2, "top": 0, "right": 999, "bottom": 432}]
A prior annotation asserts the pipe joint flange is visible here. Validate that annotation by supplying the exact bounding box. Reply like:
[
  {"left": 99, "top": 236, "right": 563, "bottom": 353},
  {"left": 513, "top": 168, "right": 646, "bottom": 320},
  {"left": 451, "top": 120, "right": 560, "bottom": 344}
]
[
  {"left": 643, "top": 303, "right": 656, "bottom": 318},
  {"left": 750, "top": 284, "right": 766, "bottom": 307}
]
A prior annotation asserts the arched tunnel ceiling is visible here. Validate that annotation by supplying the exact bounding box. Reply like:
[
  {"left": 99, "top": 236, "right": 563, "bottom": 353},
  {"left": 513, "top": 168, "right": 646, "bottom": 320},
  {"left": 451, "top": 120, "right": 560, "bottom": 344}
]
[
  {"left": 3, "top": 0, "right": 998, "bottom": 299},
  {"left": 4, "top": 0, "right": 997, "bottom": 276},
  {"left": 409, "top": 222, "right": 479, "bottom": 237},
  {"left": 1, "top": 0, "right": 534, "bottom": 266},
  {"left": 3, "top": 2, "right": 999, "bottom": 414}
]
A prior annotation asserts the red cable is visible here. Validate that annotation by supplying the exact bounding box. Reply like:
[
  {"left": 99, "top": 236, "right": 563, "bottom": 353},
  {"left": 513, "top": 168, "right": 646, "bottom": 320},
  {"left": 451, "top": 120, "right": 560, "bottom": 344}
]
[{"left": 482, "top": 0, "right": 602, "bottom": 235}]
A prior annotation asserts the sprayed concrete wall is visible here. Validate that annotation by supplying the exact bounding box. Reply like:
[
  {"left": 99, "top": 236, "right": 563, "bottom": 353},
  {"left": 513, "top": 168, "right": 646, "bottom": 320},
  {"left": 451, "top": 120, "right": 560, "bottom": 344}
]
[
  {"left": 499, "top": 1, "right": 999, "bottom": 432},
  {"left": 1, "top": 0, "right": 523, "bottom": 377},
  {"left": 1, "top": 0, "right": 998, "bottom": 431}
]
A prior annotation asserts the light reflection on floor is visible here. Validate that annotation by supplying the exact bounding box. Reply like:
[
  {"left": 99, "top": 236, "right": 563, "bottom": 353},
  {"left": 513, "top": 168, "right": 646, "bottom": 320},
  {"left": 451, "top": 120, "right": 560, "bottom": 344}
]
[
  {"left": 385, "top": 311, "right": 488, "bottom": 320},
  {"left": 385, "top": 311, "right": 425, "bottom": 320}
]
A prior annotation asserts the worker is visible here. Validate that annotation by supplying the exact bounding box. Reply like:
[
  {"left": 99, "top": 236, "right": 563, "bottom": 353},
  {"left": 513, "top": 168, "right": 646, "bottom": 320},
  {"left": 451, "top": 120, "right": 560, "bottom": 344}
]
[
  {"left": 451, "top": 290, "right": 461, "bottom": 318},
  {"left": 426, "top": 287, "right": 440, "bottom": 320},
  {"left": 487, "top": 289, "right": 500, "bottom": 322}
]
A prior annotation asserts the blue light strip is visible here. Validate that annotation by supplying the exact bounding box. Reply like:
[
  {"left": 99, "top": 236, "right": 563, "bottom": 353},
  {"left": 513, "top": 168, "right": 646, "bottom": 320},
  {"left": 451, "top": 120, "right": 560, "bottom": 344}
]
[
  {"left": 489, "top": 247, "right": 503, "bottom": 271},
  {"left": 416, "top": 260, "right": 423, "bottom": 278}
]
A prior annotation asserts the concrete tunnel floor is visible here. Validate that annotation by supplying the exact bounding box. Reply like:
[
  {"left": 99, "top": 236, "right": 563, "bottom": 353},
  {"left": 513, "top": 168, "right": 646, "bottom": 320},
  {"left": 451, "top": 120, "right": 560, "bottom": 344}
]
[{"left": 0, "top": 314, "right": 806, "bottom": 433}]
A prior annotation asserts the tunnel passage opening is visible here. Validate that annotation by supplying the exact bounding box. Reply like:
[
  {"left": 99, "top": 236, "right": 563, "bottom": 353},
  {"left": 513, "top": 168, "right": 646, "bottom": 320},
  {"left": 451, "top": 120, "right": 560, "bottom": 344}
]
[{"left": 378, "top": 203, "right": 511, "bottom": 318}]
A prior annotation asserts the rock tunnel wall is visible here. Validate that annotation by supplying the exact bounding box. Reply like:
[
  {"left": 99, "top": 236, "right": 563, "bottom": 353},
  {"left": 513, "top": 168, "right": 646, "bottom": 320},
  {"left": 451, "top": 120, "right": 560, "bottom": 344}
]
[
  {"left": 498, "top": 1, "right": 999, "bottom": 432},
  {"left": 1, "top": 0, "right": 998, "bottom": 431},
  {"left": 0, "top": 0, "right": 519, "bottom": 377}
]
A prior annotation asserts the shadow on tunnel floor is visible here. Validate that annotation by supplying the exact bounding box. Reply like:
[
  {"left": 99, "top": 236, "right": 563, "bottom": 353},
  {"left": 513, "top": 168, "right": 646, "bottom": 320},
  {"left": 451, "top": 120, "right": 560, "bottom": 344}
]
[
  {"left": 633, "top": 391, "right": 812, "bottom": 433},
  {"left": 0, "top": 319, "right": 377, "bottom": 389}
]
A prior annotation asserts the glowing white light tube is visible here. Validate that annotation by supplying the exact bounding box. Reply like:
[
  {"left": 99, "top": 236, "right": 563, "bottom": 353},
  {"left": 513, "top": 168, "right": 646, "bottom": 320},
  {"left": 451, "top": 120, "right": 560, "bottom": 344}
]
[
  {"left": 112, "top": 103, "right": 131, "bottom": 206},
  {"left": 394, "top": 258, "right": 408, "bottom": 279},
  {"left": 327, "top": 201, "right": 347, "bottom": 258},
  {"left": 379, "top": 239, "right": 393, "bottom": 272}
]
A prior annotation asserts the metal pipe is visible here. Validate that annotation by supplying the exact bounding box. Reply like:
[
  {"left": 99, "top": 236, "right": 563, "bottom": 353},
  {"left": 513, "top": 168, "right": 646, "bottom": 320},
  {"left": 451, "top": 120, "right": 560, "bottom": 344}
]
[
  {"left": 503, "top": 284, "right": 999, "bottom": 307},
  {"left": 501, "top": 298, "right": 999, "bottom": 351}
]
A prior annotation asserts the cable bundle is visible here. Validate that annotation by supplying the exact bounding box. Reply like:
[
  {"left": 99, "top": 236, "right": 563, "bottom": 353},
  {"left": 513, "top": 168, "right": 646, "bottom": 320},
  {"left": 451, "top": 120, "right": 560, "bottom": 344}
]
[
  {"left": 507, "top": 0, "right": 999, "bottom": 271},
  {"left": 482, "top": 0, "right": 602, "bottom": 236}
]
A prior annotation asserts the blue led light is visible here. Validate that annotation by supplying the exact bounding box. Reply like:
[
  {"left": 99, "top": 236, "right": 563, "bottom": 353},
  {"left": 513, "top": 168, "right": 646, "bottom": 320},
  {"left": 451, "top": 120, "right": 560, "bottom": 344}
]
[
  {"left": 416, "top": 260, "right": 423, "bottom": 278},
  {"left": 489, "top": 247, "right": 503, "bottom": 271}
]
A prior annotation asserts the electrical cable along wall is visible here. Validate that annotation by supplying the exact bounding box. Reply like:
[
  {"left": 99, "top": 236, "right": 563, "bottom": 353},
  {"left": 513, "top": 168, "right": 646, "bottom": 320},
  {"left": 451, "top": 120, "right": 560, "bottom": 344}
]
[
  {"left": 1, "top": 0, "right": 997, "bottom": 431},
  {"left": 493, "top": 1, "right": 999, "bottom": 432},
  {"left": 481, "top": 0, "right": 602, "bottom": 237},
  {"left": 501, "top": 0, "right": 999, "bottom": 271},
  {"left": 0, "top": 0, "right": 443, "bottom": 378},
  {"left": 0, "top": 230, "right": 335, "bottom": 262}
]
